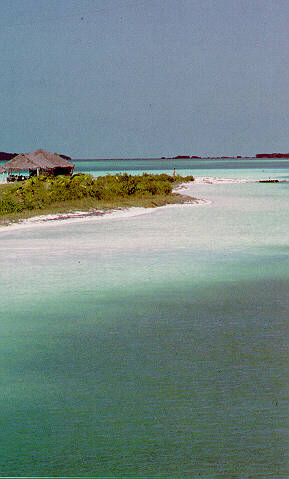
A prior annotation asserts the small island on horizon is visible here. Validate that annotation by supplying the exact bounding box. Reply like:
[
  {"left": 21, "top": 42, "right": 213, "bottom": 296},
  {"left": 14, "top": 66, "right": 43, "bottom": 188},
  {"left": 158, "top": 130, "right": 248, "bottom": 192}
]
[
  {"left": 161, "top": 153, "right": 289, "bottom": 160},
  {"left": 1, "top": 151, "right": 289, "bottom": 162}
]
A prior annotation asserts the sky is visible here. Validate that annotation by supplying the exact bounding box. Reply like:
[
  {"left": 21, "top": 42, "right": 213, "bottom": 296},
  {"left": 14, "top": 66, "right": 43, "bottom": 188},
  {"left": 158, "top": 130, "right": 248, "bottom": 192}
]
[{"left": 1, "top": 0, "right": 289, "bottom": 158}]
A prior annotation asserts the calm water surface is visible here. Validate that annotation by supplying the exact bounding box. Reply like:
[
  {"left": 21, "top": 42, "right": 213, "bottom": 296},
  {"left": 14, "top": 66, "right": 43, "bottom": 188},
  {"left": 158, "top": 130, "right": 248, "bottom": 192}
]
[{"left": 0, "top": 159, "right": 288, "bottom": 477}]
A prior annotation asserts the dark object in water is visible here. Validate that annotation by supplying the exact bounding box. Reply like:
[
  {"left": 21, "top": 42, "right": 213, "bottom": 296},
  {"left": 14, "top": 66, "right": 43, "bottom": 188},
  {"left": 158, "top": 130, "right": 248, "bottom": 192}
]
[{"left": 259, "top": 179, "right": 279, "bottom": 183}]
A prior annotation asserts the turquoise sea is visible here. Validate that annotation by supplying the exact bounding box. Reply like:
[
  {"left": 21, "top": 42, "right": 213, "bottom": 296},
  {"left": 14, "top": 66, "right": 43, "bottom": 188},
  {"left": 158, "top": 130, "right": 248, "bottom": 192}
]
[{"left": 0, "top": 158, "right": 289, "bottom": 477}]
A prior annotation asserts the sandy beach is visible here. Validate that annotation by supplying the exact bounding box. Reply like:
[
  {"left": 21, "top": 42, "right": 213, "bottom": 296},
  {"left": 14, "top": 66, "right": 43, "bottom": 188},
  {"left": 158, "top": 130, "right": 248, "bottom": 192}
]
[{"left": 0, "top": 182, "right": 210, "bottom": 231}]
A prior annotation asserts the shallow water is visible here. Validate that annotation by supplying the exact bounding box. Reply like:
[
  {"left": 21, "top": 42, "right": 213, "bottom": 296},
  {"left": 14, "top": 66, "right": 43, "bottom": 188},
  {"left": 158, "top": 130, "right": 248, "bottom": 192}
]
[
  {"left": 72, "top": 157, "right": 289, "bottom": 183},
  {"left": 0, "top": 160, "right": 289, "bottom": 477}
]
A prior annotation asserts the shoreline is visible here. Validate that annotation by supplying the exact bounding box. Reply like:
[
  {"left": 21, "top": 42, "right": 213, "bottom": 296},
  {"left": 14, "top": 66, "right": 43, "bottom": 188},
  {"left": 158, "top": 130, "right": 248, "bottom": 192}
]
[
  {"left": 59, "top": 156, "right": 289, "bottom": 161},
  {"left": 0, "top": 183, "right": 208, "bottom": 229},
  {"left": 1, "top": 173, "right": 283, "bottom": 229}
]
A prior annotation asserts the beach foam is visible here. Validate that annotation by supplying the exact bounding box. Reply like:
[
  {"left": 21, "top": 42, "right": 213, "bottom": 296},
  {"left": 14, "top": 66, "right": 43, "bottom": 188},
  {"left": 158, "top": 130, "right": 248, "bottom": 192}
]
[{"left": 193, "top": 176, "right": 255, "bottom": 184}]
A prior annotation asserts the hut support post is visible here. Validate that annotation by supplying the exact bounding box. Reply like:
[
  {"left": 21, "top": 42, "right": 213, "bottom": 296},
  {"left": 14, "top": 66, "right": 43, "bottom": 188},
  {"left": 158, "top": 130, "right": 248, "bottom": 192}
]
[{"left": 37, "top": 168, "right": 40, "bottom": 177}]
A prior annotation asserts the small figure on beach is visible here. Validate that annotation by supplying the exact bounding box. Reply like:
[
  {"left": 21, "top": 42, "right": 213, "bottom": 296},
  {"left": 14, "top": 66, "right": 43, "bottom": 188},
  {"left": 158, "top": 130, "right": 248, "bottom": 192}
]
[{"left": 173, "top": 168, "right": 176, "bottom": 178}]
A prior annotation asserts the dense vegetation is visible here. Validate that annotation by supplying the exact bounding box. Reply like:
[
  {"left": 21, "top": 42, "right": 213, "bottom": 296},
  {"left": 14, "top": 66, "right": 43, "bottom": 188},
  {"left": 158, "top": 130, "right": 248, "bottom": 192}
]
[{"left": 0, "top": 173, "right": 195, "bottom": 218}]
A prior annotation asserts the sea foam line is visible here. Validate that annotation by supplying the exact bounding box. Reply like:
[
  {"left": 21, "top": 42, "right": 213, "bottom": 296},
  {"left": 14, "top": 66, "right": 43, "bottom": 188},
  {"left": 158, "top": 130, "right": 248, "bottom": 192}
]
[{"left": 193, "top": 176, "right": 255, "bottom": 184}]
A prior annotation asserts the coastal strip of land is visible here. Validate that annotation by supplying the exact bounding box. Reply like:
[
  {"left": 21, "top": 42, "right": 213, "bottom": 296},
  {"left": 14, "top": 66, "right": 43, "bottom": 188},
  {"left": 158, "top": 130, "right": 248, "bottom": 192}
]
[{"left": 0, "top": 173, "right": 198, "bottom": 227}]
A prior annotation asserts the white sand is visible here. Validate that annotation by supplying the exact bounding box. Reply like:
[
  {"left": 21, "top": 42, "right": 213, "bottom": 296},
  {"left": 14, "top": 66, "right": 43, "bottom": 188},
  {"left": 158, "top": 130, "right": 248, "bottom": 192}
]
[{"left": 0, "top": 182, "right": 211, "bottom": 231}]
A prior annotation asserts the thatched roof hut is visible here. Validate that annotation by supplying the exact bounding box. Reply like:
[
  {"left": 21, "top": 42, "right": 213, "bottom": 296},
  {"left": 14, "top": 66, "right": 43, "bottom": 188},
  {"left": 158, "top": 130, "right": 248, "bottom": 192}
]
[{"left": 0, "top": 149, "right": 74, "bottom": 176}]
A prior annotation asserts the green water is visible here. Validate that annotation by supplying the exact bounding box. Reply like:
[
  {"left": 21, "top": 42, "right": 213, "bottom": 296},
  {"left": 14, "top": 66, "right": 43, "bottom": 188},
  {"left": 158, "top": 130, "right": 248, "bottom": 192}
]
[{"left": 0, "top": 163, "right": 289, "bottom": 477}]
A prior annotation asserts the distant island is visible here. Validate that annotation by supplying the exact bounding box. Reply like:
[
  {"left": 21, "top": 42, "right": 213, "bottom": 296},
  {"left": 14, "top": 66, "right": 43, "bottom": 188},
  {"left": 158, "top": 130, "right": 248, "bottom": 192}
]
[
  {"left": 1, "top": 151, "right": 289, "bottom": 162},
  {"left": 163, "top": 155, "right": 202, "bottom": 159},
  {"left": 162, "top": 153, "right": 289, "bottom": 160},
  {"left": 255, "top": 153, "right": 289, "bottom": 158},
  {"left": 0, "top": 152, "right": 18, "bottom": 162}
]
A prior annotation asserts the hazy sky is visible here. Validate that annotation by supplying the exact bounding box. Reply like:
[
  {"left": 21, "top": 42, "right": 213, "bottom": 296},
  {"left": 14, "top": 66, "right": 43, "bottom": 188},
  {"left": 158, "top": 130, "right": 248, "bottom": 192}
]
[{"left": 1, "top": 0, "right": 289, "bottom": 158}]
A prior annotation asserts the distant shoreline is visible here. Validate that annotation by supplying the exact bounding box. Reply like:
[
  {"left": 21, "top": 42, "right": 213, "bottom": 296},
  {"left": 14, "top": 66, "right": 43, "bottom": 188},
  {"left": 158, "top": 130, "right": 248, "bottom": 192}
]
[
  {"left": 1, "top": 155, "right": 289, "bottom": 163},
  {"left": 71, "top": 156, "right": 289, "bottom": 162},
  {"left": 72, "top": 156, "right": 258, "bottom": 162}
]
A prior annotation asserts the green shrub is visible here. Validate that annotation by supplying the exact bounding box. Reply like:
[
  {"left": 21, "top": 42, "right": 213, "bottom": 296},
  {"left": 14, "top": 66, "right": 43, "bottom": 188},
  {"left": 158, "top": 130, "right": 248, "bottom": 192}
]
[{"left": 0, "top": 172, "right": 195, "bottom": 215}]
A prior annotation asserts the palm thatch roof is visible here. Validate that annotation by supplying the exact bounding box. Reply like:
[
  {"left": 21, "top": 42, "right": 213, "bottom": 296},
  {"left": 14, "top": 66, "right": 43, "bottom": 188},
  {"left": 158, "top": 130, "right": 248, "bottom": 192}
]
[{"left": 0, "top": 149, "right": 74, "bottom": 173}]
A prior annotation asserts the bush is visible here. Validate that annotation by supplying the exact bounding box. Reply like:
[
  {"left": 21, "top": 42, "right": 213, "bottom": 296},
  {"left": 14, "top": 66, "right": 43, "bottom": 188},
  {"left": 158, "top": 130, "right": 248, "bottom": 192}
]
[{"left": 0, "top": 172, "right": 195, "bottom": 215}]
